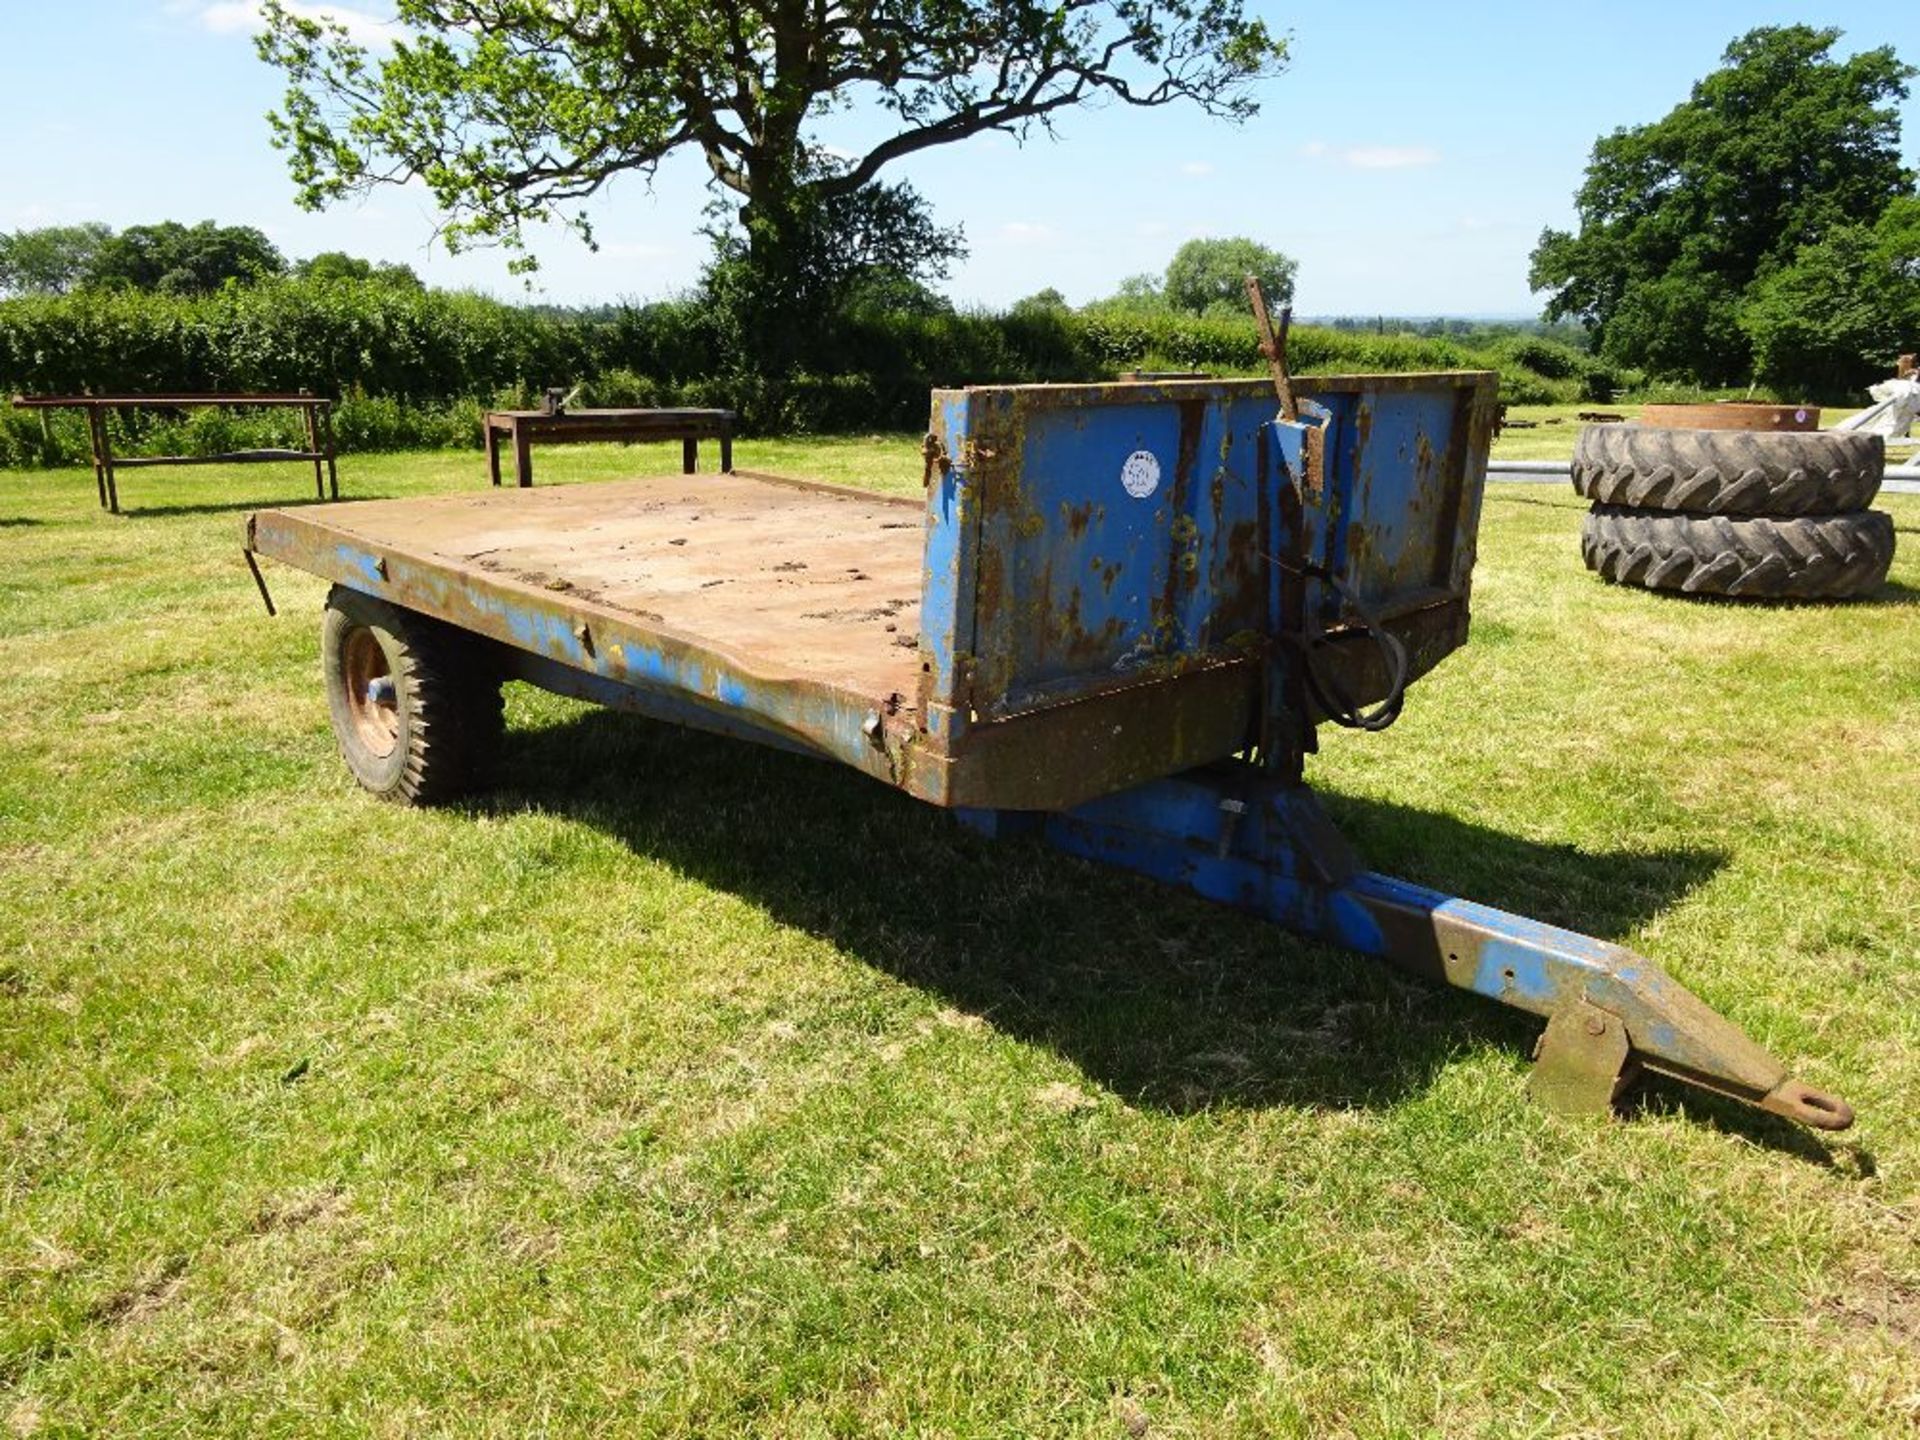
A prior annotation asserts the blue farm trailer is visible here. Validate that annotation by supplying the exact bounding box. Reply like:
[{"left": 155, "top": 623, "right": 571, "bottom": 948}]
[{"left": 243, "top": 373, "right": 1854, "bottom": 1132}]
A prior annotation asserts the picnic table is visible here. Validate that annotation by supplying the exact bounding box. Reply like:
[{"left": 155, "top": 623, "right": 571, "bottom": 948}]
[
  {"left": 11, "top": 392, "right": 337, "bottom": 514},
  {"left": 483, "top": 406, "right": 735, "bottom": 488}
]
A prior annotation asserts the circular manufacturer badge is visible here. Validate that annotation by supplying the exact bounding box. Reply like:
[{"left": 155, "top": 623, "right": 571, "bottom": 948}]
[{"left": 1120, "top": 449, "right": 1161, "bottom": 499}]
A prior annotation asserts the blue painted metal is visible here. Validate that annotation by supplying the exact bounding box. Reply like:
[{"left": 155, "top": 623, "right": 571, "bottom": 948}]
[
  {"left": 926, "top": 377, "right": 1488, "bottom": 728},
  {"left": 918, "top": 389, "right": 986, "bottom": 750},
  {"left": 505, "top": 649, "right": 830, "bottom": 763},
  {"left": 1261, "top": 401, "right": 1329, "bottom": 771},
  {"left": 904, "top": 374, "right": 1494, "bottom": 807}
]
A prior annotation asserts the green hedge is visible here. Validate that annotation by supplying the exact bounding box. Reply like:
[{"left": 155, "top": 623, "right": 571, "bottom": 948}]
[
  {"left": 0, "top": 281, "right": 1610, "bottom": 466},
  {"left": 0, "top": 283, "right": 621, "bottom": 400}
]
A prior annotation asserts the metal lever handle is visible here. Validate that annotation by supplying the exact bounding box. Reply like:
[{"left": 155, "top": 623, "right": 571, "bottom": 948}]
[{"left": 1245, "top": 276, "right": 1296, "bottom": 422}]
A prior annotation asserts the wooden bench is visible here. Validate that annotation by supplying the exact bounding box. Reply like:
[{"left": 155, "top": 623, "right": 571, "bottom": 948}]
[
  {"left": 11, "top": 392, "right": 338, "bottom": 514},
  {"left": 483, "top": 406, "right": 735, "bottom": 488}
]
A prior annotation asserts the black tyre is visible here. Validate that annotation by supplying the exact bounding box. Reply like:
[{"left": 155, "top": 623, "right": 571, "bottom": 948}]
[
  {"left": 321, "top": 585, "right": 504, "bottom": 803},
  {"left": 1580, "top": 506, "right": 1895, "bottom": 600},
  {"left": 1571, "top": 425, "right": 1883, "bottom": 516}
]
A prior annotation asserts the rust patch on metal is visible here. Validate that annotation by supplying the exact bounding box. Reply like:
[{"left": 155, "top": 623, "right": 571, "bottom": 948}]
[
  {"left": 1174, "top": 399, "right": 1205, "bottom": 490},
  {"left": 1158, "top": 399, "right": 1207, "bottom": 624},
  {"left": 943, "top": 661, "right": 1258, "bottom": 810},
  {"left": 1218, "top": 519, "right": 1262, "bottom": 635},
  {"left": 1054, "top": 587, "right": 1127, "bottom": 661},
  {"left": 1640, "top": 402, "right": 1819, "bottom": 432},
  {"left": 1414, "top": 431, "right": 1436, "bottom": 490}
]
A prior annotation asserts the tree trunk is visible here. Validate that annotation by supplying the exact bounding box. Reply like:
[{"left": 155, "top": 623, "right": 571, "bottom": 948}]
[{"left": 740, "top": 211, "right": 806, "bottom": 377}]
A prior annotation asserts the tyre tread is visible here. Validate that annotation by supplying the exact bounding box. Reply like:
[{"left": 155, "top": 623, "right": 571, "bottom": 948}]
[
  {"left": 1578, "top": 506, "right": 1895, "bottom": 600},
  {"left": 1571, "top": 425, "right": 1883, "bottom": 516},
  {"left": 323, "top": 586, "right": 504, "bottom": 804}
]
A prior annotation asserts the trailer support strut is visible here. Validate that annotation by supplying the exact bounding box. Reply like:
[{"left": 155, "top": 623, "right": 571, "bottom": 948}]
[{"left": 964, "top": 765, "right": 1854, "bottom": 1130}]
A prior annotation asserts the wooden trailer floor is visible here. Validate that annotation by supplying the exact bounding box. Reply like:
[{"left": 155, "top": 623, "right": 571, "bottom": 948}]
[{"left": 259, "top": 471, "right": 930, "bottom": 705}]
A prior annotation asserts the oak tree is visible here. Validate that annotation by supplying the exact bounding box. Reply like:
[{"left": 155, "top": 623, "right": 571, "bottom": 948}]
[
  {"left": 1530, "top": 25, "right": 1914, "bottom": 387},
  {"left": 85, "top": 221, "right": 286, "bottom": 295},
  {"left": 1162, "top": 236, "right": 1294, "bottom": 314},
  {"left": 1740, "top": 196, "right": 1920, "bottom": 396},
  {"left": 258, "top": 0, "right": 1287, "bottom": 368},
  {"left": 0, "top": 224, "right": 113, "bottom": 296}
]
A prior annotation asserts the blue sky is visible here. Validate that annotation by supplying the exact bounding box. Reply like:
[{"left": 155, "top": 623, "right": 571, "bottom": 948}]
[{"left": 2, "top": 2, "right": 1913, "bottom": 314}]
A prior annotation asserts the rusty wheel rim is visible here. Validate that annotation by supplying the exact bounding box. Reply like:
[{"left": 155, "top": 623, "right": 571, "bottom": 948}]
[{"left": 340, "top": 626, "right": 400, "bottom": 758}]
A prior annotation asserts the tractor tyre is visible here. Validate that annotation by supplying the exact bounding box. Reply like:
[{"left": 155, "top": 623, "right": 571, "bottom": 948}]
[
  {"left": 1571, "top": 424, "right": 1883, "bottom": 516},
  {"left": 321, "top": 585, "right": 505, "bottom": 804},
  {"left": 1579, "top": 506, "right": 1895, "bottom": 601}
]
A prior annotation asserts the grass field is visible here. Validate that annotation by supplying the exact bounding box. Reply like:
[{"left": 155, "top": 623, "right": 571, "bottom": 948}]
[{"left": 1, "top": 437, "right": 1916, "bottom": 1437}]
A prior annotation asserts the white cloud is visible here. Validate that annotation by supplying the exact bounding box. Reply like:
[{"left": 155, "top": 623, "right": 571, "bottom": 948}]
[
  {"left": 997, "top": 221, "right": 1057, "bottom": 244},
  {"left": 1180, "top": 161, "right": 1214, "bottom": 178},
  {"left": 1296, "top": 140, "right": 1440, "bottom": 171},
  {"left": 195, "top": 1, "right": 395, "bottom": 46},
  {"left": 1343, "top": 145, "right": 1441, "bottom": 170}
]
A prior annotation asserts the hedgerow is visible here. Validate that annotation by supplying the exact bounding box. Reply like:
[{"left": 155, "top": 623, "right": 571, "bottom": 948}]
[{"left": 0, "top": 280, "right": 1600, "bottom": 466}]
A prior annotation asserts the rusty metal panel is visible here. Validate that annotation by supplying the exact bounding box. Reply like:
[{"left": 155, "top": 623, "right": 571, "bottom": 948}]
[
  {"left": 964, "top": 391, "right": 1264, "bottom": 717},
  {"left": 1309, "top": 381, "right": 1488, "bottom": 610},
  {"left": 929, "top": 375, "right": 1497, "bottom": 730},
  {"left": 919, "top": 389, "right": 993, "bottom": 748}
]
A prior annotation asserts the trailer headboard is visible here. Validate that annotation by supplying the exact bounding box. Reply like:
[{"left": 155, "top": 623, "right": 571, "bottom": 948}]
[{"left": 917, "top": 375, "right": 1497, "bottom": 760}]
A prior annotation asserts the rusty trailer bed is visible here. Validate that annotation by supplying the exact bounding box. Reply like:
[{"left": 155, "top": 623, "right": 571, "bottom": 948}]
[{"left": 248, "top": 469, "right": 936, "bottom": 788}]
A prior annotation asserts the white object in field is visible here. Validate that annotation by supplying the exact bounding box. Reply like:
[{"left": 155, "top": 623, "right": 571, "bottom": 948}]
[{"left": 1831, "top": 377, "right": 1920, "bottom": 438}]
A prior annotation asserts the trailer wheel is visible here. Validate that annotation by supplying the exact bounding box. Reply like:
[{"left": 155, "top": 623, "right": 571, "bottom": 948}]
[
  {"left": 321, "top": 585, "right": 503, "bottom": 804},
  {"left": 1580, "top": 506, "right": 1895, "bottom": 600},
  {"left": 1571, "top": 424, "right": 1884, "bottom": 516}
]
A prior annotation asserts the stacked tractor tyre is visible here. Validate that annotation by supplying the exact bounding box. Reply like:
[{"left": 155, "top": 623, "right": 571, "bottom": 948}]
[{"left": 1571, "top": 423, "right": 1896, "bottom": 601}]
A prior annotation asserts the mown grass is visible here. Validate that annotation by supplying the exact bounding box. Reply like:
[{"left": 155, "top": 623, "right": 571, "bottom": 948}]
[{"left": 1, "top": 438, "right": 1916, "bottom": 1437}]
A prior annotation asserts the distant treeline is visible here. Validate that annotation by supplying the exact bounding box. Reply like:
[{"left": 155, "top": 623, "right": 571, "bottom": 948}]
[
  {"left": 0, "top": 280, "right": 1627, "bottom": 467},
  {"left": 1298, "top": 315, "right": 1591, "bottom": 345}
]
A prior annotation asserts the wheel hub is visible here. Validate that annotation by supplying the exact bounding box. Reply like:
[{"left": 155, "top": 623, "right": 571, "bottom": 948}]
[{"left": 340, "top": 627, "right": 400, "bottom": 757}]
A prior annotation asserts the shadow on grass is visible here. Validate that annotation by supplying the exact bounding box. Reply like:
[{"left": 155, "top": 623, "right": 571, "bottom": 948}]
[
  {"left": 1622, "top": 1080, "right": 1869, "bottom": 1169},
  {"left": 1635, "top": 579, "right": 1916, "bottom": 611},
  {"left": 119, "top": 492, "right": 392, "bottom": 519},
  {"left": 0, "top": 516, "right": 43, "bottom": 527},
  {"left": 476, "top": 705, "right": 1749, "bottom": 1125}
]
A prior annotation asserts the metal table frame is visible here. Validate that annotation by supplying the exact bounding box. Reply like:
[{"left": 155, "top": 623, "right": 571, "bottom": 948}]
[
  {"left": 483, "top": 407, "right": 735, "bottom": 487},
  {"left": 11, "top": 392, "right": 337, "bottom": 514}
]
